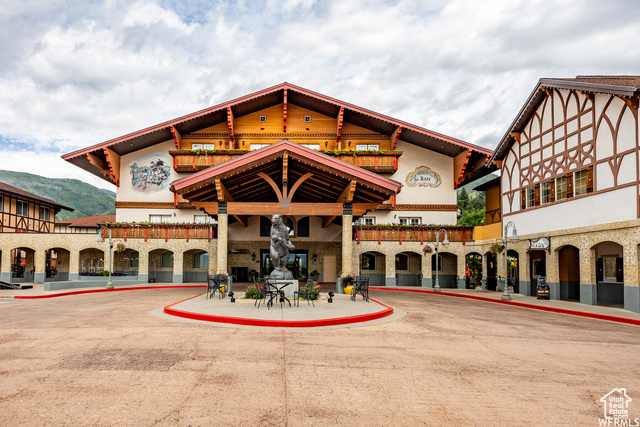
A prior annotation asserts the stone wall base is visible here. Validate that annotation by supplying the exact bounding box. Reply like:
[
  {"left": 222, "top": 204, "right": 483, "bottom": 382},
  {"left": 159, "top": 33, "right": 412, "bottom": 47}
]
[
  {"left": 580, "top": 283, "right": 597, "bottom": 305},
  {"left": 385, "top": 277, "right": 396, "bottom": 287},
  {"left": 624, "top": 286, "right": 640, "bottom": 313},
  {"left": 422, "top": 277, "right": 432, "bottom": 287},
  {"left": 519, "top": 280, "right": 531, "bottom": 296},
  {"left": 549, "top": 282, "right": 560, "bottom": 300}
]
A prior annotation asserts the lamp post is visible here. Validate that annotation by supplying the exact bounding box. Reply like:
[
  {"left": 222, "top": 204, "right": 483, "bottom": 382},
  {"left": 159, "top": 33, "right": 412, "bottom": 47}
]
[
  {"left": 97, "top": 226, "right": 115, "bottom": 289},
  {"left": 501, "top": 221, "right": 520, "bottom": 301},
  {"left": 434, "top": 229, "right": 450, "bottom": 291}
]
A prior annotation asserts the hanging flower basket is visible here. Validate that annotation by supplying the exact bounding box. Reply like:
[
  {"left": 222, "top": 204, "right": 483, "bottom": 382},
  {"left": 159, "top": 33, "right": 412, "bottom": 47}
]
[
  {"left": 492, "top": 243, "right": 503, "bottom": 255},
  {"left": 422, "top": 245, "right": 433, "bottom": 254},
  {"left": 116, "top": 243, "right": 126, "bottom": 254}
]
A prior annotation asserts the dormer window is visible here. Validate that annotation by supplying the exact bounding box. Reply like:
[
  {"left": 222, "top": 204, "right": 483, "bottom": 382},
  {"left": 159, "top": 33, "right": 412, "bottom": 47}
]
[
  {"left": 304, "top": 116, "right": 311, "bottom": 122},
  {"left": 259, "top": 115, "right": 267, "bottom": 122}
]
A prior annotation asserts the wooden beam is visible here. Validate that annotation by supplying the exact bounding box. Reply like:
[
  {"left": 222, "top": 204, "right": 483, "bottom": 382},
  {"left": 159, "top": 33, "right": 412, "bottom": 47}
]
[
  {"left": 390, "top": 126, "right": 403, "bottom": 150},
  {"left": 227, "top": 107, "right": 235, "bottom": 143},
  {"left": 493, "top": 160, "right": 502, "bottom": 169},
  {"left": 235, "top": 215, "right": 248, "bottom": 227},
  {"left": 102, "top": 147, "right": 120, "bottom": 187},
  {"left": 215, "top": 179, "right": 234, "bottom": 202},
  {"left": 336, "top": 106, "right": 344, "bottom": 145},
  {"left": 337, "top": 180, "right": 356, "bottom": 203},
  {"left": 86, "top": 153, "right": 108, "bottom": 171},
  {"left": 509, "top": 132, "right": 521, "bottom": 143},
  {"left": 321, "top": 216, "right": 335, "bottom": 228},
  {"left": 580, "top": 90, "right": 595, "bottom": 102},
  {"left": 542, "top": 87, "right": 553, "bottom": 98},
  {"left": 288, "top": 172, "right": 313, "bottom": 200},
  {"left": 258, "top": 172, "right": 283, "bottom": 200},
  {"left": 453, "top": 149, "right": 471, "bottom": 190},
  {"left": 620, "top": 95, "right": 639, "bottom": 110},
  {"left": 282, "top": 153, "right": 289, "bottom": 198},
  {"left": 193, "top": 201, "right": 377, "bottom": 216},
  {"left": 283, "top": 88, "right": 288, "bottom": 132},
  {"left": 170, "top": 125, "right": 182, "bottom": 149}
]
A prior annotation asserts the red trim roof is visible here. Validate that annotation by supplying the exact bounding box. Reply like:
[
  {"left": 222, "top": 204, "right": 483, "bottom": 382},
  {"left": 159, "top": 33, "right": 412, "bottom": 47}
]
[
  {"left": 0, "top": 182, "right": 74, "bottom": 211},
  {"left": 171, "top": 140, "right": 402, "bottom": 195},
  {"left": 63, "top": 82, "right": 492, "bottom": 161},
  {"left": 55, "top": 214, "right": 115, "bottom": 227}
]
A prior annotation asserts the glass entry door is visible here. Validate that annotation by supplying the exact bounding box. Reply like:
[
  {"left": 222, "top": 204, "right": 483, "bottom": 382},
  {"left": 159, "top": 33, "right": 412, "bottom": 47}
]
[{"left": 260, "top": 250, "right": 308, "bottom": 281}]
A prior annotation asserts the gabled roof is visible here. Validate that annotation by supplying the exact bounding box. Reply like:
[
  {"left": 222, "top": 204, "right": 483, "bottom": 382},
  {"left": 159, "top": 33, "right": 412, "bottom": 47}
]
[
  {"left": 490, "top": 75, "right": 640, "bottom": 162},
  {"left": 0, "top": 182, "right": 74, "bottom": 212},
  {"left": 171, "top": 140, "right": 402, "bottom": 201},
  {"left": 63, "top": 82, "right": 493, "bottom": 184},
  {"left": 56, "top": 214, "right": 115, "bottom": 227}
]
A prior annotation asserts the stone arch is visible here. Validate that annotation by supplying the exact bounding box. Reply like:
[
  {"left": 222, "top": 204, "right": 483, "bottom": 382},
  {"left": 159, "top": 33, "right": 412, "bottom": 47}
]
[
  {"left": 465, "top": 252, "right": 483, "bottom": 288},
  {"left": 113, "top": 247, "right": 139, "bottom": 277},
  {"left": 10, "top": 247, "right": 36, "bottom": 283},
  {"left": 396, "top": 251, "right": 422, "bottom": 287},
  {"left": 183, "top": 249, "right": 208, "bottom": 282},
  {"left": 431, "top": 251, "right": 458, "bottom": 288},
  {"left": 359, "top": 250, "right": 385, "bottom": 286},
  {"left": 484, "top": 250, "right": 498, "bottom": 290},
  {"left": 505, "top": 249, "right": 520, "bottom": 293},
  {"left": 44, "top": 247, "right": 71, "bottom": 282},
  {"left": 149, "top": 249, "right": 174, "bottom": 283},
  {"left": 557, "top": 245, "right": 580, "bottom": 301},
  {"left": 79, "top": 247, "right": 105, "bottom": 275},
  {"left": 591, "top": 241, "right": 624, "bottom": 306}
]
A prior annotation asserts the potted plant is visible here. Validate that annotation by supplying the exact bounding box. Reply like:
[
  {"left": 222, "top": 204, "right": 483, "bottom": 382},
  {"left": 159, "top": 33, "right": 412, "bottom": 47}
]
[{"left": 116, "top": 243, "right": 126, "bottom": 254}]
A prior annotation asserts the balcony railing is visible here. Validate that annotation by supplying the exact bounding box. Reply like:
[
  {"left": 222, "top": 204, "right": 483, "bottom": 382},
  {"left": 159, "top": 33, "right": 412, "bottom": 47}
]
[
  {"left": 322, "top": 150, "right": 402, "bottom": 173},
  {"left": 485, "top": 209, "right": 501, "bottom": 225},
  {"left": 100, "top": 224, "right": 216, "bottom": 241},
  {"left": 353, "top": 225, "right": 474, "bottom": 244},
  {"left": 169, "top": 150, "right": 249, "bottom": 172}
]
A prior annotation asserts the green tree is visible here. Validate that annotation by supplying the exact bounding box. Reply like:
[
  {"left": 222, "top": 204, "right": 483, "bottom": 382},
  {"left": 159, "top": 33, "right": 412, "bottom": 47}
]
[{"left": 459, "top": 209, "right": 485, "bottom": 226}]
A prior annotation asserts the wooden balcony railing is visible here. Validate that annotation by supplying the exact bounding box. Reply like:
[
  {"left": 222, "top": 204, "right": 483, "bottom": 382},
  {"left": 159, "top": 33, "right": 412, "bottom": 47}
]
[
  {"left": 485, "top": 209, "right": 501, "bottom": 225},
  {"left": 353, "top": 225, "right": 474, "bottom": 245},
  {"left": 101, "top": 224, "right": 217, "bottom": 241},
  {"left": 169, "top": 149, "right": 402, "bottom": 174}
]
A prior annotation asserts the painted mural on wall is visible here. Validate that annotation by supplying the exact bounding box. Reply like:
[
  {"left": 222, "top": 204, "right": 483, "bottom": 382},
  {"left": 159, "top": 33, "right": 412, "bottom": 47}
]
[
  {"left": 406, "top": 166, "right": 441, "bottom": 187},
  {"left": 130, "top": 154, "right": 171, "bottom": 193}
]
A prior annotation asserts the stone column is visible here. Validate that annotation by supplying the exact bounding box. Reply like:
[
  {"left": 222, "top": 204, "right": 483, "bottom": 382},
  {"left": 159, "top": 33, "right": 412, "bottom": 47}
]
[
  {"left": 519, "top": 249, "right": 531, "bottom": 296},
  {"left": 456, "top": 252, "right": 466, "bottom": 289},
  {"left": 623, "top": 244, "right": 640, "bottom": 313},
  {"left": 1, "top": 249, "right": 12, "bottom": 283},
  {"left": 547, "top": 249, "right": 560, "bottom": 300},
  {"left": 341, "top": 208, "right": 354, "bottom": 277},
  {"left": 579, "top": 246, "right": 597, "bottom": 306},
  {"left": 216, "top": 210, "right": 228, "bottom": 274},
  {"left": 137, "top": 250, "right": 149, "bottom": 283},
  {"left": 421, "top": 252, "right": 432, "bottom": 287},
  {"left": 385, "top": 253, "right": 396, "bottom": 287},
  {"left": 34, "top": 250, "right": 45, "bottom": 285},
  {"left": 496, "top": 248, "right": 505, "bottom": 291},
  {"left": 172, "top": 251, "right": 184, "bottom": 284}
]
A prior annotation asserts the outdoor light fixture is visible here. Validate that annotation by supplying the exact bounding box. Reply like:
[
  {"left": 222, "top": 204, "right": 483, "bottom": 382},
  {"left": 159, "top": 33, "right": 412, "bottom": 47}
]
[
  {"left": 96, "top": 227, "right": 116, "bottom": 289},
  {"left": 328, "top": 291, "right": 334, "bottom": 303},
  {"left": 348, "top": 141, "right": 351, "bottom": 148},
  {"left": 228, "top": 291, "right": 235, "bottom": 303},
  {"left": 313, "top": 253, "right": 317, "bottom": 262},
  {"left": 434, "top": 229, "right": 450, "bottom": 291},
  {"left": 325, "top": 141, "right": 328, "bottom": 148},
  {"left": 501, "top": 221, "right": 519, "bottom": 301},
  {"left": 251, "top": 252, "right": 256, "bottom": 261}
]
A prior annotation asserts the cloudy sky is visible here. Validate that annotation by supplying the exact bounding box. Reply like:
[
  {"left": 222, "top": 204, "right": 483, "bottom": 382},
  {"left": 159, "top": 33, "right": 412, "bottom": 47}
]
[{"left": 0, "top": 0, "right": 638, "bottom": 189}]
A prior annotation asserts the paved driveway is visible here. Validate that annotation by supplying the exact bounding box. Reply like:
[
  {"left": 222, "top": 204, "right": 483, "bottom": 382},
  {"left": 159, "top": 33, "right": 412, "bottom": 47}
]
[{"left": 0, "top": 288, "right": 638, "bottom": 426}]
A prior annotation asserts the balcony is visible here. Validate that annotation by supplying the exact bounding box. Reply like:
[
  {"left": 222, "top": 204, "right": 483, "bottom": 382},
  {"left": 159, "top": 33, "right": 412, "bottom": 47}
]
[
  {"left": 101, "top": 223, "right": 216, "bottom": 241},
  {"left": 322, "top": 150, "right": 402, "bottom": 173},
  {"left": 354, "top": 225, "right": 474, "bottom": 244}
]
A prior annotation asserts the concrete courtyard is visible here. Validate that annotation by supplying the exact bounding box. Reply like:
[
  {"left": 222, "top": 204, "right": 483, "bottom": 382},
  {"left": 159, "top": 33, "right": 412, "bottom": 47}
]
[{"left": 0, "top": 287, "right": 638, "bottom": 426}]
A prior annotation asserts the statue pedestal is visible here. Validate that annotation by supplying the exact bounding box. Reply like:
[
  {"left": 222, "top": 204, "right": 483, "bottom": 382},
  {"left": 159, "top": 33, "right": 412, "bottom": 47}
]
[{"left": 268, "top": 280, "right": 299, "bottom": 300}]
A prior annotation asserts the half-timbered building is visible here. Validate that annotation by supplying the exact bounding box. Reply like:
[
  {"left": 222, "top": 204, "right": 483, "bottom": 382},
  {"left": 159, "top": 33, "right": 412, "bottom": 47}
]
[{"left": 489, "top": 76, "right": 640, "bottom": 313}]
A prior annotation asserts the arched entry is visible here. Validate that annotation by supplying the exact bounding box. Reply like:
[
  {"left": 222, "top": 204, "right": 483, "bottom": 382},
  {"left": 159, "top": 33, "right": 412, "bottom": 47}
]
[
  {"left": 396, "top": 251, "right": 421, "bottom": 286},
  {"left": 149, "top": 249, "right": 173, "bottom": 283},
  {"left": 431, "top": 252, "right": 457, "bottom": 288},
  {"left": 45, "top": 248, "right": 70, "bottom": 281},
  {"left": 529, "top": 250, "right": 546, "bottom": 296},
  {"left": 485, "top": 251, "right": 497, "bottom": 290},
  {"left": 114, "top": 249, "right": 139, "bottom": 277},
  {"left": 558, "top": 245, "right": 580, "bottom": 301},
  {"left": 359, "top": 251, "right": 385, "bottom": 286},
  {"left": 11, "top": 248, "right": 35, "bottom": 283},
  {"left": 79, "top": 248, "right": 105, "bottom": 276},
  {"left": 593, "top": 241, "right": 624, "bottom": 306},
  {"left": 506, "top": 250, "right": 519, "bottom": 293},
  {"left": 465, "top": 252, "right": 482, "bottom": 288},
  {"left": 183, "top": 249, "right": 208, "bottom": 282}
]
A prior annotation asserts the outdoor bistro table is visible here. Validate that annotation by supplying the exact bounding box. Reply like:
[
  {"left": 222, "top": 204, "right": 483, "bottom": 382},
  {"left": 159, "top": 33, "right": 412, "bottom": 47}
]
[
  {"left": 207, "top": 274, "right": 228, "bottom": 300},
  {"left": 266, "top": 281, "right": 292, "bottom": 309}
]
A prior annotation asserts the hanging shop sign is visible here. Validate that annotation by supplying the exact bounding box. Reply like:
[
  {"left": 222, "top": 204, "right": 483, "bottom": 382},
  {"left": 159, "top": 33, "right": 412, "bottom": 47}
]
[
  {"left": 406, "top": 166, "right": 441, "bottom": 188},
  {"left": 529, "top": 237, "right": 550, "bottom": 251}
]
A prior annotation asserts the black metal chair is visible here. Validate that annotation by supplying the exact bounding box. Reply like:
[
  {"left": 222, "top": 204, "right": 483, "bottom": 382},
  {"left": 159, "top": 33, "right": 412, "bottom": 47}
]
[
  {"left": 351, "top": 276, "right": 369, "bottom": 302},
  {"left": 207, "top": 274, "right": 228, "bottom": 300},
  {"left": 254, "top": 277, "right": 275, "bottom": 309},
  {"left": 294, "top": 281, "right": 315, "bottom": 307}
]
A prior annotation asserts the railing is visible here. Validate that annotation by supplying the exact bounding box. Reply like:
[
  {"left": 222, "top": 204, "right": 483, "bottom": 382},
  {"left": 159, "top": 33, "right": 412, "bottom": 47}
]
[
  {"left": 101, "top": 224, "right": 217, "bottom": 241},
  {"left": 322, "top": 151, "right": 402, "bottom": 173},
  {"left": 169, "top": 150, "right": 249, "bottom": 172},
  {"left": 353, "top": 225, "right": 474, "bottom": 244},
  {"left": 485, "top": 209, "right": 501, "bottom": 225}
]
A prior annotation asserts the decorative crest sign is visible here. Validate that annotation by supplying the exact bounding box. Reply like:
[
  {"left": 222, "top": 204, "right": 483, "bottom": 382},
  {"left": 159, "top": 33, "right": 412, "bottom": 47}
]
[
  {"left": 529, "top": 237, "right": 550, "bottom": 251},
  {"left": 406, "top": 166, "right": 441, "bottom": 187}
]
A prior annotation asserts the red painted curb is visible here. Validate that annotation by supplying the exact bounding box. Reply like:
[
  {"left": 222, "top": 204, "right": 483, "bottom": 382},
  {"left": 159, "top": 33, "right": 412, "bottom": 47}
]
[
  {"left": 163, "top": 295, "right": 394, "bottom": 328},
  {"left": 369, "top": 287, "right": 640, "bottom": 327},
  {"left": 14, "top": 285, "right": 207, "bottom": 299}
]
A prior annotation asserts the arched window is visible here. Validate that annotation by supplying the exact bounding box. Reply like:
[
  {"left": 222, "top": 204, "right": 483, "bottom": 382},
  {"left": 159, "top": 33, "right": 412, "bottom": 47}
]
[
  {"left": 395, "top": 253, "right": 408, "bottom": 271},
  {"left": 192, "top": 251, "right": 209, "bottom": 269},
  {"left": 130, "top": 251, "right": 139, "bottom": 268},
  {"left": 285, "top": 217, "right": 295, "bottom": 237},
  {"left": 361, "top": 253, "right": 376, "bottom": 270},
  {"left": 297, "top": 217, "right": 310, "bottom": 237},
  {"left": 431, "top": 254, "right": 443, "bottom": 272},
  {"left": 161, "top": 251, "right": 173, "bottom": 268}
]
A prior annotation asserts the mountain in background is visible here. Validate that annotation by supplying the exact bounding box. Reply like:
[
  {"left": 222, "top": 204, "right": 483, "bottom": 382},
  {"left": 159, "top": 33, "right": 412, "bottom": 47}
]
[{"left": 0, "top": 170, "right": 115, "bottom": 221}]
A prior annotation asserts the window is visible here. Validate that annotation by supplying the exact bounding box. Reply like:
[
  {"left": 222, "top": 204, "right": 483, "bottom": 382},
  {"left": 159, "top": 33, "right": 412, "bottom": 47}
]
[
  {"left": 285, "top": 216, "right": 295, "bottom": 237},
  {"left": 193, "top": 251, "right": 209, "bottom": 269},
  {"left": 16, "top": 200, "right": 28, "bottom": 217},
  {"left": 304, "top": 116, "right": 311, "bottom": 122},
  {"left": 259, "top": 115, "right": 267, "bottom": 122},
  {"left": 130, "top": 251, "right": 139, "bottom": 268},
  {"left": 39, "top": 206, "right": 50, "bottom": 221},
  {"left": 161, "top": 251, "right": 174, "bottom": 268},
  {"left": 0, "top": 195, "right": 3, "bottom": 212},
  {"left": 250, "top": 143, "right": 270, "bottom": 150},
  {"left": 526, "top": 186, "right": 536, "bottom": 208},
  {"left": 355, "top": 144, "right": 380, "bottom": 151},
  {"left": 203, "top": 143, "right": 215, "bottom": 150},
  {"left": 300, "top": 143, "right": 320, "bottom": 150},
  {"left": 297, "top": 217, "right": 310, "bottom": 237},
  {"left": 360, "top": 253, "right": 376, "bottom": 270},
  {"left": 260, "top": 216, "right": 271, "bottom": 237},
  {"left": 574, "top": 169, "right": 587, "bottom": 196},
  {"left": 555, "top": 176, "right": 567, "bottom": 200},
  {"left": 603, "top": 257, "right": 617, "bottom": 282},
  {"left": 541, "top": 181, "right": 551, "bottom": 204},
  {"left": 399, "top": 217, "right": 420, "bottom": 226},
  {"left": 191, "top": 143, "right": 203, "bottom": 150},
  {"left": 363, "top": 217, "right": 375, "bottom": 225},
  {"left": 150, "top": 215, "right": 172, "bottom": 223},
  {"left": 194, "top": 215, "right": 216, "bottom": 224}
]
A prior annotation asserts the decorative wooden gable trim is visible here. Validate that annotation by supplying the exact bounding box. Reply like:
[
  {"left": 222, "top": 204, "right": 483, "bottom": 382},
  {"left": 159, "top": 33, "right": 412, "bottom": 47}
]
[
  {"left": 453, "top": 149, "right": 471, "bottom": 189},
  {"left": 620, "top": 95, "right": 639, "bottom": 110},
  {"left": 336, "top": 106, "right": 344, "bottom": 147},
  {"left": 170, "top": 125, "right": 182, "bottom": 149},
  {"left": 227, "top": 107, "right": 235, "bottom": 144},
  {"left": 283, "top": 88, "right": 288, "bottom": 132},
  {"left": 86, "top": 153, "right": 111, "bottom": 180},
  {"left": 390, "top": 126, "right": 402, "bottom": 150},
  {"left": 102, "top": 147, "right": 120, "bottom": 187}
]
